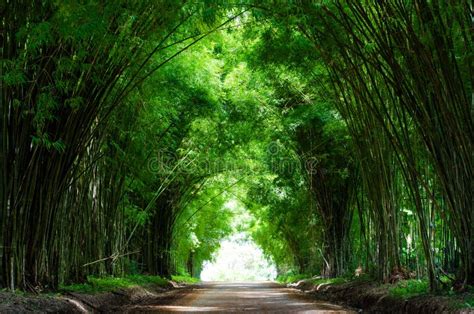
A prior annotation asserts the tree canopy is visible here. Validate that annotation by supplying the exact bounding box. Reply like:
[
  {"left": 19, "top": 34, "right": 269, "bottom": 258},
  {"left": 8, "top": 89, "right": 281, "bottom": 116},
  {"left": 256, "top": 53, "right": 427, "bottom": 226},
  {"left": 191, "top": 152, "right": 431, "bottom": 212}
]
[{"left": 1, "top": 0, "right": 472, "bottom": 296}]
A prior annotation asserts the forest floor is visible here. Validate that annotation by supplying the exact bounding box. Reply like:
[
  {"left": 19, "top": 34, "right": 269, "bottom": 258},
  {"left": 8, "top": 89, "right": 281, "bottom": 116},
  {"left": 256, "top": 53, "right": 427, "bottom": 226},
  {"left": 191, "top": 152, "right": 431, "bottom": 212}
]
[
  {"left": 0, "top": 278, "right": 473, "bottom": 313},
  {"left": 289, "top": 277, "right": 474, "bottom": 313},
  {"left": 0, "top": 281, "right": 352, "bottom": 313},
  {"left": 0, "top": 281, "right": 184, "bottom": 313}
]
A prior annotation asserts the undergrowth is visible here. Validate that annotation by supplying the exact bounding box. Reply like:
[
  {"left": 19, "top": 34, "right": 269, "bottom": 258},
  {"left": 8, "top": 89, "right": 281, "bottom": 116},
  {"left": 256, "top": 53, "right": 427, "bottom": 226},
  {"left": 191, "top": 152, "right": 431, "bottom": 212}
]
[
  {"left": 276, "top": 273, "right": 310, "bottom": 284},
  {"left": 59, "top": 274, "right": 168, "bottom": 293},
  {"left": 452, "top": 286, "right": 474, "bottom": 309},
  {"left": 171, "top": 275, "right": 200, "bottom": 284},
  {"left": 388, "top": 279, "right": 428, "bottom": 298},
  {"left": 463, "top": 295, "right": 474, "bottom": 308},
  {"left": 312, "top": 277, "right": 347, "bottom": 286}
]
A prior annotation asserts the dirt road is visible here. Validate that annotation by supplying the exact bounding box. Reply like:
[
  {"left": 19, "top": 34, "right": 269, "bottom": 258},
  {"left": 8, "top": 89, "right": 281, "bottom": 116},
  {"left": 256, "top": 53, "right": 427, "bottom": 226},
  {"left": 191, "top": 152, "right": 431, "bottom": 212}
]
[{"left": 124, "top": 281, "right": 354, "bottom": 313}]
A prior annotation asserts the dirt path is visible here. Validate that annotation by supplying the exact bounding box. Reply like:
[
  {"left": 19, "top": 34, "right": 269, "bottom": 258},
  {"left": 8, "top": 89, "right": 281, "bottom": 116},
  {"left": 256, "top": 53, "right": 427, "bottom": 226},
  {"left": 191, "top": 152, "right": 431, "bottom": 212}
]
[{"left": 123, "top": 281, "right": 355, "bottom": 313}]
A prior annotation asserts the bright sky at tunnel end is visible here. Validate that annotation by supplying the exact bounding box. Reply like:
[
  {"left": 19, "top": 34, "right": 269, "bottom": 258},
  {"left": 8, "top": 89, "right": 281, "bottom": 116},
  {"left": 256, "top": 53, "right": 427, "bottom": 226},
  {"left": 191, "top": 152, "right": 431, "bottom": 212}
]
[{"left": 200, "top": 232, "right": 277, "bottom": 281}]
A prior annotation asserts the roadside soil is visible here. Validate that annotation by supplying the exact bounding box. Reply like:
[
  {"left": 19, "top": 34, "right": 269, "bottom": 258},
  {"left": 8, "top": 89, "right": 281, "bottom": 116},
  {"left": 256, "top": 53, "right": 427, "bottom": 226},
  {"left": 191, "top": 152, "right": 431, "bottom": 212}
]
[
  {"left": 0, "top": 284, "right": 182, "bottom": 313},
  {"left": 290, "top": 278, "right": 474, "bottom": 313},
  {"left": 0, "top": 281, "right": 353, "bottom": 313},
  {"left": 3, "top": 279, "right": 470, "bottom": 313}
]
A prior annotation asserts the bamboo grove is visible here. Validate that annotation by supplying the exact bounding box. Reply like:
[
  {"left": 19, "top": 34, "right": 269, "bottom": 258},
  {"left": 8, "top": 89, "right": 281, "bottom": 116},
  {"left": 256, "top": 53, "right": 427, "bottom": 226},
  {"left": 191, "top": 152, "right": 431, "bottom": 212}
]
[{"left": 1, "top": 0, "right": 472, "bottom": 294}]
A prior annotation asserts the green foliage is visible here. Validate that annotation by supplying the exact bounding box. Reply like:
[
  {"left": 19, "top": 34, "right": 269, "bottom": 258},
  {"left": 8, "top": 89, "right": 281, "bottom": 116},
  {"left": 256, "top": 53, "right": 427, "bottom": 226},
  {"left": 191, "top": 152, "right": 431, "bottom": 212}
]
[
  {"left": 276, "top": 274, "right": 347, "bottom": 286},
  {"left": 448, "top": 286, "right": 474, "bottom": 309},
  {"left": 463, "top": 295, "right": 474, "bottom": 308},
  {"left": 59, "top": 275, "right": 168, "bottom": 294},
  {"left": 2, "top": 1, "right": 472, "bottom": 303},
  {"left": 171, "top": 275, "right": 200, "bottom": 284},
  {"left": 312, "top": 277, "right": 347, "bottom": 286},
  {"left": 388, "top": 280, "right": 429, "bottom": 299},
  {"left": 276, "top": 273, "right": 311, "bottom": 284}
]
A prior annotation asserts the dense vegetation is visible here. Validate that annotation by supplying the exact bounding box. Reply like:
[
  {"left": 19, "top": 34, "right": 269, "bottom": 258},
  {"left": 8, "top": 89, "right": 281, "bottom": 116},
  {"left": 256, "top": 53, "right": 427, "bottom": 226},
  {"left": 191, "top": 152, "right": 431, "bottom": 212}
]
[{"left": 1, "top": 0, "right": 472, "bottom": 299}]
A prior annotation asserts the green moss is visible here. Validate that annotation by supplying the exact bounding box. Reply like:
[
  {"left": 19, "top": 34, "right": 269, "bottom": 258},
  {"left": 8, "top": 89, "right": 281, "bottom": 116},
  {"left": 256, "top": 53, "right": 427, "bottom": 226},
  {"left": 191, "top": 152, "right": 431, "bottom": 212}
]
[
  {"left": 171, "top": 275, "right": 200, "bottom": 284},
  {"left": 59, "top": 275, "right": 168, "bottom": 294},
  {"left": 388, "top": 279, "right": 428, "bottom": 298}
]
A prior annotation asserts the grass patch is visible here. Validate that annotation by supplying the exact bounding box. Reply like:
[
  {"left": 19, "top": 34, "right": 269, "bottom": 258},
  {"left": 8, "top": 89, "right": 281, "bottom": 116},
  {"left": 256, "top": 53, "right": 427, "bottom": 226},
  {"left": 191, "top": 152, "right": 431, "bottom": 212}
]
[
  {"left": 276, "top": 273, "right": 311, "bottom": 284},
  {"left": 312, "top": 277, "right": 347, "bottom": 286},
  {"left": 451, "top": 286, "right": 474, "bottom": 309},
  {"left": 171, "top": 275, "right": 200, "bottom": 284},
  {"left": 60, "top": 274, "right": 168, "bottom": 294},
  {"left": 388, "top": 279, "right": 428, "bottom": 298},
  {"left": 276, "top": 273, "right": 349, "bottom": 285},
  {"left": 464, "top": 295, "right": 474, "bottom": 308}
]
